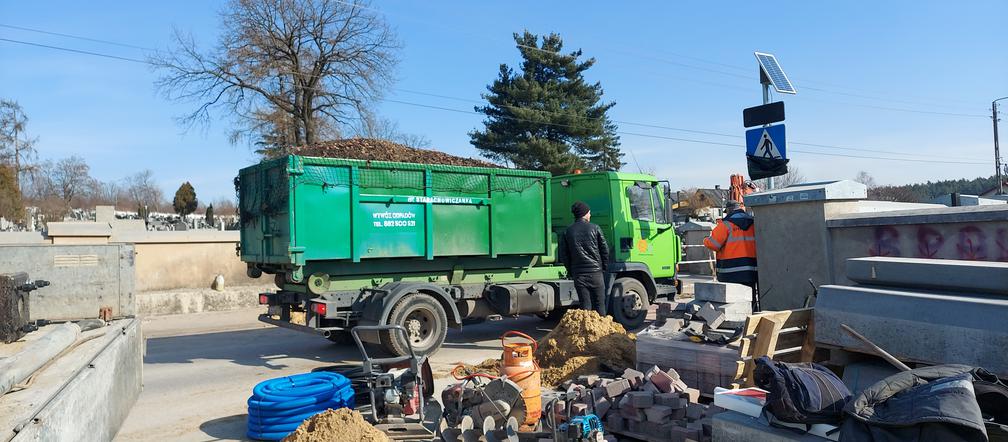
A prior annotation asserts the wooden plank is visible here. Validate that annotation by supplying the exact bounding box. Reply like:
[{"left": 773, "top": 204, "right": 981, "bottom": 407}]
[
  {"left": 742, "top": 308, "right": 812, "bottom": 335},
  {"left": 743, "top": 316, "right": 784, "bottom": 386},
  {"left": 800, "top": 314, "right": 817, "bottom": 363}
]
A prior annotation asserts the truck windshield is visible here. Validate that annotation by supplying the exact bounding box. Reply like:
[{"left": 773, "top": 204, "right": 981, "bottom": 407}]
[{"left": 627, "top": 183, "right": 653, "bottom": 221}]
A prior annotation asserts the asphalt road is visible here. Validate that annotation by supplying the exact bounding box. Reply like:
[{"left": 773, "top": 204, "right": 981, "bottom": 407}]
[
  {"left": 115, "top": 275, "right": 711, "bottom": 441},
  {"left": 115, "top": 308, "right": 553, "bottom": 441}
]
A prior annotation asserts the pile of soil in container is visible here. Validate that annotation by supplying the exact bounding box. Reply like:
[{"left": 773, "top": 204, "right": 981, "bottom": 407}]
[
  {"left": 534, "top": 309, "right": 636, "bottom": 387},
  {"left": 282, "top": 408, "right": 389, "bottom": 442},
  {"left": 291, "top": 138, "right": 499, "bottom": 168}
]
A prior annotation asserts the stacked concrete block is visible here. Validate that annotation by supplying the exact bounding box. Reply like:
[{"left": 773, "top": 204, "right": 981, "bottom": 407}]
[{"left": 692, "top": 281, "right": 753, "bottom": 322}]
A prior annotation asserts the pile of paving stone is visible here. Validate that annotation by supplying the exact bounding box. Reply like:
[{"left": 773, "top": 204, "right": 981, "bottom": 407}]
[{"left": 557, "top": 367, "right": 724, "bottom": 442}]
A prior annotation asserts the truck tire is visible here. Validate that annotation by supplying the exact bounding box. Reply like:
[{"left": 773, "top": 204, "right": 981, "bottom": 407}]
[
  {"left": 611, "top": 277, "right": 649, "bottom": 330},
  {"left": 382, "top": 293, "right": 448, "bottom": 357}
]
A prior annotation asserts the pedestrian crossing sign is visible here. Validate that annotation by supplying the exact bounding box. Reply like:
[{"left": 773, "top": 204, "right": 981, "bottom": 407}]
[{"left": 745, "top": 124, "right": 786, "bottom": 160}]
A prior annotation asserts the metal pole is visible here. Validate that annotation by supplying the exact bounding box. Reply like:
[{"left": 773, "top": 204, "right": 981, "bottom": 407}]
[
  {"left": 994, "top": 100, "right": 1003, "bottom": 195},
  {"left": 763, "top": 83, "right": 773, "bottom": 190}
]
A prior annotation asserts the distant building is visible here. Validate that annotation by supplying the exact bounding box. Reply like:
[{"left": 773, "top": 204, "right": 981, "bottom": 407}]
[{"left": 930, "top": 193, "right": 1007, "bottom": 207}]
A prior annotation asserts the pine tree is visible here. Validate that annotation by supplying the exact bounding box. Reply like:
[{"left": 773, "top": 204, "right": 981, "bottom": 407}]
[
  {"left": 470, "top": 31, "right": 622, "bottom": 174},
  {"left": 172, "top": 182, "right": 198, "bottom": 217}
]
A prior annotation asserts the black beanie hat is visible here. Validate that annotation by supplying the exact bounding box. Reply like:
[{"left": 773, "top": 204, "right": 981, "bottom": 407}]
[{"left": 571, "top": 201, "right": 590, "bottom": 218}]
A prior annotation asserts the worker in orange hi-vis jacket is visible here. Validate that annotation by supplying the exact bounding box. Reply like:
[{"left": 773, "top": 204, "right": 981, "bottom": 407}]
[{"left": 704, "top": 200, "right": 759, "bottom": 311}]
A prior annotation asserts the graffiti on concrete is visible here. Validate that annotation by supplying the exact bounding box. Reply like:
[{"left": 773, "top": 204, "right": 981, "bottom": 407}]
[
  {"left": 869, "top": 224, "right": 1008, "bottom": 262},
  {"left": 868, "top": 226, "right": 901, "bottom": 257},
  {"left": 916, "top": 226, "right": 944, "bottom": 259},
  {"left": 956, "top": 226, "right": 987, "bottom": 260}
]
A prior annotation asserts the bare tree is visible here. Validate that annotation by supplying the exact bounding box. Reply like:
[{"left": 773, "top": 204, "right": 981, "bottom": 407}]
[
  {"left": 353, "top": 113, "right": 431, "bottom": 149},
  {"left": 151, "top": 0, "right": 399, "bottom": 148},
  {"left": 761, "top": 166, "right": 806, "bottom": 189},
  {"left": 854, "top": 170, "right": 878, "bottom": 189},
  {"left": 125, "top": 170, "right": 165, "bottom": 211},
  {"left": 0, "top": 99, "right": 39, "bottom": 191},
  {"left": 51, "top": 156, "right": 92, "bottom": 208}
]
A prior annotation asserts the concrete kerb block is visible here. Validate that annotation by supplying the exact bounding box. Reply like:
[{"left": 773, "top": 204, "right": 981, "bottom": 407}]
[
  {"left": 626, "top": 391, "right": 654, "bottom": 408},
  {"left": 623, "top": 368, "right": 645, "bottom": 389},
  {"left": 650, "top": 370, "right": 675, "bottom": 393},
  {"left": 685, "top": 403, "right": 706, "bottom": 420},
  {"left": 645, "top": 405, "right": 674, "bottom": 422},
  {"left": 605, "top": 378, "right": 631, "bottom": 399},
  {"left": 694, "top": 281, "right": 752, "bottom": 303},
  {"left": 696, "top": 302, "right": 726, "bottom": 329},
  {"left": 594, "top": 395, "right": 612, "bottom": 418}
]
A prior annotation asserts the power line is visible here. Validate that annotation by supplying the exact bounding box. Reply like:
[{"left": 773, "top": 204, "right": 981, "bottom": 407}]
[
  {"left": 0, "top": 37, "right": 149, "bottom": 63},
  {"left": 1, "top": 36, "right": 989, "bottom": 166},
  {"left": 382, "top": 98, "right": 987, "bottom": 165},
  {"left": 2, "top": 19, "right": 989, "bottom": 117},
  {"left": 391, "top": 89, "right": 988, "bottom": 161},
  {"left": 0, "top": 23, "right": 156, "bottom": 51}
]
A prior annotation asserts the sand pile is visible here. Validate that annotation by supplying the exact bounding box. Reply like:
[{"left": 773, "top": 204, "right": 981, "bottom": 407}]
[
  {"left": 534, "top": 309, "right": 636, "bottom": 387},
  {"left": 291, "top": 138, "right": 499, "bottom": 168},
  {"left": 282, "top": 408, "right": 389, "bottom": 442}
]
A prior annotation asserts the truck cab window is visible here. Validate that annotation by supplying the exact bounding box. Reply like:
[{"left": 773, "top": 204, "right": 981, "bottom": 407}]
[
  {"left": 651, "top": 184, "right": 668, "bottom": 224},
  {"left": 626, "top": 184, "right": 653, "bottom": 221}
]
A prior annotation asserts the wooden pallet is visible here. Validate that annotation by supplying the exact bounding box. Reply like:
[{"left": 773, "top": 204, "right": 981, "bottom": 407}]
[{"left": 732, "top": 308, "right": 817, "bottom": 387}]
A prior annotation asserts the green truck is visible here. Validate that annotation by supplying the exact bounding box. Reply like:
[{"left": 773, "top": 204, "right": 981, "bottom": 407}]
[{"left": 238, "top": 155, "right": 682, "bottom": 356}]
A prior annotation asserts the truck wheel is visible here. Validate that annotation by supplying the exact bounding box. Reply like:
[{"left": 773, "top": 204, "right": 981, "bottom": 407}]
[
  {"left": 382, "top": 293, "right": 448, "bottom": 357},
  {"left": 611, "top": 277, "right": 649, "bottom": 330}
]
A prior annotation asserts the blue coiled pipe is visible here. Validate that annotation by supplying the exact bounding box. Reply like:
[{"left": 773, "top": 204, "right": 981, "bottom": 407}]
[{"left": 246, "top": 372, "right": 355, "bottom": 441}]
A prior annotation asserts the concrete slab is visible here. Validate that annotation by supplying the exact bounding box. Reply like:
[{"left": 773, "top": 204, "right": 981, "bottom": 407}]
[
  {"left": 694, "top": 282, "right": 752, "bottom": 303},
  {"left": 1, "top": 319, "right": 142, "bottom": 442},
  {"left": 815, "top": 284, "right": 1008, "bottom": 377},
  {"left": 744, "top": 180, "right": 866, "bottom": 207},
  {"left": 713, "top": 411, "right": 827, "bottom": 441},
  {"left": 846, "top": 257, "right": 1008, "bottom": 295}
]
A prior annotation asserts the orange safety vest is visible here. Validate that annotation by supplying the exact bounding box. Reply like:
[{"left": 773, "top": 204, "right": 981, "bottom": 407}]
[{"left": 703, "top": 211, "right": 757, "bottom": 284}]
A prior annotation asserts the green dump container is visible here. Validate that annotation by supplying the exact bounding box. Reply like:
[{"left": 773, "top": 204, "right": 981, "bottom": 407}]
[{"left": 238, "top": 156, "right": 551, "bottom": 279}]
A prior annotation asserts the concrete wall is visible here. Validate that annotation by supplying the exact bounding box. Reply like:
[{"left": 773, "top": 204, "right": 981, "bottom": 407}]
[
  {"left": 828, "top": 205, "right": 1008, "bottom": 286},
  {"left": 746, "top": 180, "right": 947, "bottom": 310},
  {"left": 0, "top": 244, "right": 135, "bottom": 321},
  {"left": 114, "top": 231, "right": 257, "bottom": 292}
]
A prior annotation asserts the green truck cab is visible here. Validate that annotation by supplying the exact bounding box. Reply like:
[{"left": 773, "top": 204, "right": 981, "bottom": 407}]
[{"left": 238, "top": 155, "right": 681, "bottom": 356}]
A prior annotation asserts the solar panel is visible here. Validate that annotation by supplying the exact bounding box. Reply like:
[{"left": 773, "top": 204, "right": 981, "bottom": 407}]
[{"left": 754, "top": 52, "right": 796, "bottom": 94}]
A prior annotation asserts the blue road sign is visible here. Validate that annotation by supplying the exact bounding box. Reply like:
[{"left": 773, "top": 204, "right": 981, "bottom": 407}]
[{"left": 746, "top": 124, "right": 786, "bottom": 159}]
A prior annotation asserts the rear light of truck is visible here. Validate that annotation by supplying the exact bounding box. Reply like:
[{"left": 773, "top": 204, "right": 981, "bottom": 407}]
[
  {"left": 258, "top": 293, "right": 270, "bottom": 305},
  {"left": 311, "top": 302, "right": 327, "bottom": 316}
]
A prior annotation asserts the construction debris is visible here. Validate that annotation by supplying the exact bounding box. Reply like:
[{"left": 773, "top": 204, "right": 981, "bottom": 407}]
[
  {"left": 290, "top": 138, "right": 500, "bottom": 168},
  {"left": 534, "top": 309, "right": 636, "bottom": 387},
  {"left": 281, "top": 408, "right": 389, "bottom": 442}
]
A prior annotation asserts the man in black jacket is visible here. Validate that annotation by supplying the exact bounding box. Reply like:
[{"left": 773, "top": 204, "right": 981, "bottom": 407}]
[{"left": 558, "top": 201, "right": 610, "bottom": 316}]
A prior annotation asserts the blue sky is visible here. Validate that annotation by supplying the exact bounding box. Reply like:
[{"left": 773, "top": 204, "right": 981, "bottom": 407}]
[{"left": 2, "top": 1, "right": 1006, "bottom": 201}]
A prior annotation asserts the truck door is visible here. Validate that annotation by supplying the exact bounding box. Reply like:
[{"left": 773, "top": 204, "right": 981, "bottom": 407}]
[
  {"left": 625, "top": 182, "right": 657, "bottom": 258},
  {"left": 625, "top": 181, "right": 678, "bottom": 278}
]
